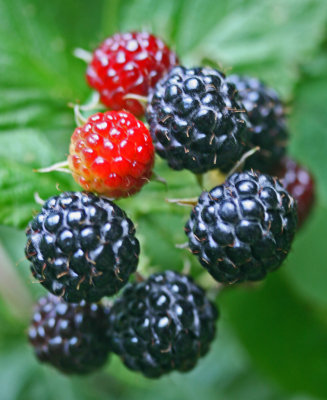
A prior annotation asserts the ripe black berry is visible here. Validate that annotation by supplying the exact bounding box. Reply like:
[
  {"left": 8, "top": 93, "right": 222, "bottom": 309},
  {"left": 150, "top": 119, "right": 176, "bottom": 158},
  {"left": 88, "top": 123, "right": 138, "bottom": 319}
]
[
  {"left": 28, "top": 295, "right": 111, "bottom": 374},
  {"left": 25, "top": 192, "right": 140, "bottom": 303},
  {"left": 228, "top": 75, "right": 288, "bottom": 172},
  {"left": 146, "top": 66, "right": 250, "bottom": 174},
  {"left": 108, "top": 270, "right": 218, "bottom": 378},
  {"left": 185, "top": 171, "right": 297, "bottom": 283}
]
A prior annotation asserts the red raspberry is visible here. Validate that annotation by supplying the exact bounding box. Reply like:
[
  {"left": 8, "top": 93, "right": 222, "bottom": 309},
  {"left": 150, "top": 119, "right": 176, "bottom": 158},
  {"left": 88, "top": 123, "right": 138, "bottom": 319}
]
[
  {"left": 86, "top": 32, "right": 179, "bottom": 116},
  {"left": 273, "top": 157, "right": 315, "bottom": 227},
  {"left": 68, "top": 111, "right": 155, "bottom": 199}
]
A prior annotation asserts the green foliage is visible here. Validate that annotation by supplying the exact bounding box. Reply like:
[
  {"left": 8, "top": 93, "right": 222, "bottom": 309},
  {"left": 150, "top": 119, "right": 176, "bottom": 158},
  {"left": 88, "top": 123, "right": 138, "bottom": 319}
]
[
  {"left": 221, "top": 274, "right": 327, "bottom": 398},
  {"left": 0, "top": 0, "right": 327, "bottom": 399}
]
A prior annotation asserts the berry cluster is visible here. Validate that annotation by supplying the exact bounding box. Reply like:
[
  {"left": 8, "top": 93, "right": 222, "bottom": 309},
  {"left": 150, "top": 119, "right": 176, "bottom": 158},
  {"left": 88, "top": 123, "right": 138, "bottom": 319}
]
[{"left": 25, "top": 31, "right": 315, "bottom": 378}]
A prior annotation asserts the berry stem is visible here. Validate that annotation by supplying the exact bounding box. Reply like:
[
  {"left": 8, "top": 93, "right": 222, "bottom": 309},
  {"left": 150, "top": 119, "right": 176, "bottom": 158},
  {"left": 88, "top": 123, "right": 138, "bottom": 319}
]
[
  {"left": 74, "top": 105, "right": 87, "bottom": 126},
  {"left": 207, "top": 282, "right": 227, "bottom": 300},
  {"left": 166, "top": 197, "right": 198, "bottom": 207},
  {"left": 35, "top": 160, "right": 71, "bottom": 174},
  {"left": 135, "top": 271, "right": 145, "bottom": 282},
  {"left": 200, "top": 57, "right": 230, "bottom": 75},
  {"left": 34, "top": 192, "right": 45, "bottom": 205},
  {"left": 202, "top": 169, "right": 227, "bottom": 189},
  {"left": 151, "top": 171, "right": 167, "bottom": 187},
  {"left": 181, "top": 257, "right": 191, "bottom": 275},
  {"left": 123, "top": 93, "right": 148, "bottom": 105},
  {"left": 195, "top": 174, "right": 203, "bottom": 189},
  {"left": 73, "top": 47, "right": 93, "bottom": 63},
  {"left": 101, "top": 298, "right": 114, "bottom": 308},
  {"left": 196, "top": 271, "right": 228, "bottom": 297},
  {"left": 69, "top": 92, "right": 106, "bottom": 112},
  {"left": 175, "top": 242, "right": 189, "bottom": 249},
  {"left": 227, "top": 146, "right": 260, "bottom": 177}
]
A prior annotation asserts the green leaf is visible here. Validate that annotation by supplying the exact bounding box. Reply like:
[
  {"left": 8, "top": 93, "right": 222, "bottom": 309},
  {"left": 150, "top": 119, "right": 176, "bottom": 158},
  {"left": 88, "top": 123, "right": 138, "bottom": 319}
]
[
  {"left": 284, "top": 207, "right": 327, "bottom": 308},
  {"left": 289, "top": 69, "right": 327, "bottom": 204},
  {"left": 0, "top": 158, "right": 75, "bottom": 228},
  {"left": 181, "top": 0, "right": 327, "bottom": 97},
  {"left": 0, "top": 339, "right": 300, "bottom": 400},
  {"left": 279, "top": 60, "right": 327, "bottom": 308},
  {"left": 221, "top": 273, "right": 327, "bottom": 398},
  {"left": 113, "top": 0, "right": 327, "bottom": 96},
  {"left": 0, "top": 0, "right": 96, "bottom": 229},
  {"left": 0, "top": 130, "right": 76, "bottom": 228}
]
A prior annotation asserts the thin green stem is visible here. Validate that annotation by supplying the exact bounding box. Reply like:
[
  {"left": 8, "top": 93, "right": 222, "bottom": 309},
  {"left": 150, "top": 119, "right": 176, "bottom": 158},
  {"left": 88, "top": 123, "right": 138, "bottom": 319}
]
[
  {"left": 195, "top": 174, "right": 204, "bottom": 189},
  {"left": 73, "top": 48, "right": 93, "bottom": 63},
  {"left": 35, "top": 160, "right": 70, "bottom": 174}
]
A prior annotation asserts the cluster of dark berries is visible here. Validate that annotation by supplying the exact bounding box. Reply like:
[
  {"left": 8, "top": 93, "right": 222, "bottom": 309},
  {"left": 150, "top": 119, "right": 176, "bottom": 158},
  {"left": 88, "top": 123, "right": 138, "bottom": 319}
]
[{"left": 25, "top": 31, "right": 315, "bottom": 378}]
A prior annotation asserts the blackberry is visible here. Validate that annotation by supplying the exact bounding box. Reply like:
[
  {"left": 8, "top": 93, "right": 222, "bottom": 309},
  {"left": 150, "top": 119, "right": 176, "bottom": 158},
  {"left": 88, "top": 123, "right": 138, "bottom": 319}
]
[
  {"left": 185, "top": 171, "right": 297, "bottom": 283},
  {"left": 273, "top": 157, "right": 315, "bottom": 228},
  {"left": 228, "top": 75, "right": 288, "bottom": 172},
  {"left": 25, "top": 192, "right": 140, "bottom": 303},
  {"left": 146, "top": 66, "right": 250, "bottom": 174},
  {"left": 108, "top": 270, "right": 218, "bottom": 378},
  {"left": 28, "top": 294, "right": 110, "bottom": 374}
]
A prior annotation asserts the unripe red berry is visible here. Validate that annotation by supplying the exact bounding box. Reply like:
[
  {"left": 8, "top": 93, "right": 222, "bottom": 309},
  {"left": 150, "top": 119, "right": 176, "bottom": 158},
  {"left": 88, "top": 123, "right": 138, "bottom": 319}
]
[
  {"left": 86, "top": 32, "right": 178, "bottom": 116},
  {"left": 68, "top": 111, "right": 154, "bottom": 199}
]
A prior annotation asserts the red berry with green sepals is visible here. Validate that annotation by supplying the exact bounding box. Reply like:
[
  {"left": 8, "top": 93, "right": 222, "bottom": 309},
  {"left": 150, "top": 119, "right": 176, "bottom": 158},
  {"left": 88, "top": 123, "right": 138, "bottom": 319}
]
[
  {"left": 68, "top": 110, "right": 155, "bottom": 199},
  {"left": 86, "top": 32, "right": 179, "bottom": 116},
  {"left": 272, "top": 157, "right": 315, "bottom": 228}
]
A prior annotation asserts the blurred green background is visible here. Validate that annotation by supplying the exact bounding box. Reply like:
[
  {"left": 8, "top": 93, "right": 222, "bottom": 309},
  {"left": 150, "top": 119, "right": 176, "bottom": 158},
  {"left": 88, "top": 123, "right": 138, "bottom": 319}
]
[{"left": 1, "top": 0, "right": 327, "bottom": 399}]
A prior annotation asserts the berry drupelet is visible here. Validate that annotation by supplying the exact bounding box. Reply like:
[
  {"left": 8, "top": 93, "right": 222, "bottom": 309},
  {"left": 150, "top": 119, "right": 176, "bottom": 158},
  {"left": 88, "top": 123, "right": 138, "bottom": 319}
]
[
  {"left": 273, "top": 157, "right": 315, "bottom": 228},
  {"left": 86, "top": 32, "right": 179, "bottom": 116},
  {"left": 25, "top": 192, "right": 140, "bottom": 303},
  {"left": 185, "top": 171, "right": 297, "bottom": 283},
  {"left": 228, "top": 75, "right": 288, "bottom": 172},
  {"left": 108, "top": 270, "right": 218, "bottom": 378},
  {"left": 28, "top": 294, "right": 111, "bottom": 374},
  {"left": 68, "top": 111, "right": 154, "bottom": 199},
  {"left": 146, "top": 66, "right": 251, "bottom": 174}
]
